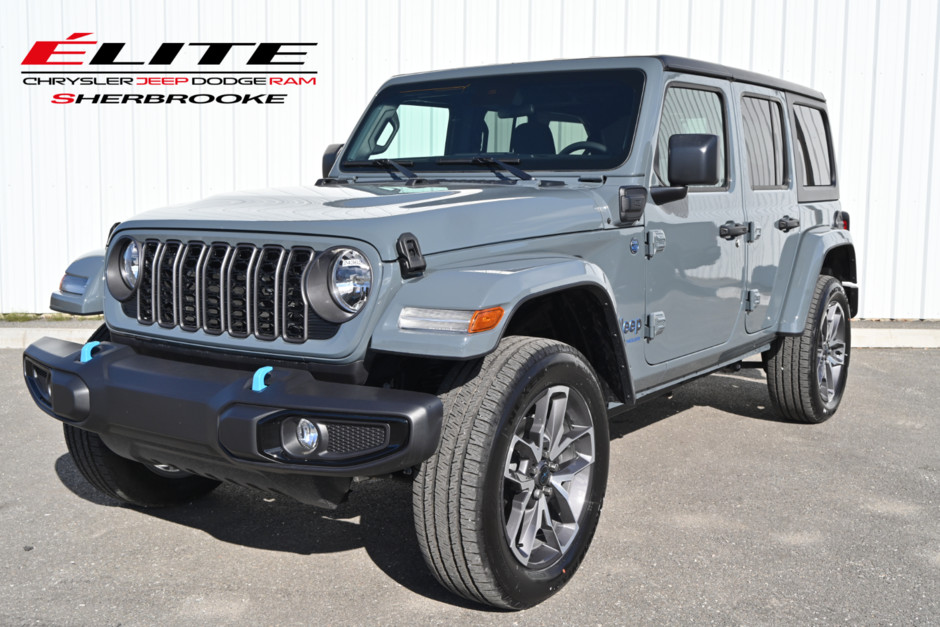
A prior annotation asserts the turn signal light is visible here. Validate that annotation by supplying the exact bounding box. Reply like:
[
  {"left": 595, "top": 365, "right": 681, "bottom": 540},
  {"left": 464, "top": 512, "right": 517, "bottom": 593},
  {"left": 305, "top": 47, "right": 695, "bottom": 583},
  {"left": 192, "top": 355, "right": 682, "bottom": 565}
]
[{"left": 468, "top": 307, "right": 504, "bottom": 333}]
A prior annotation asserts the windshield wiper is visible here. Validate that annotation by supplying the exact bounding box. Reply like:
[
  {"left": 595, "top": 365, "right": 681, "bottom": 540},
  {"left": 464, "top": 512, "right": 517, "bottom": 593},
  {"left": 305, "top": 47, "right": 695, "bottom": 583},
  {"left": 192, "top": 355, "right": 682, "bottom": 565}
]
[
  {"left": 345, "top": 158, "right": 418, "bottom": 180},
  {"left": 437, "top": 157, "right": 533, "bottom": 181}
]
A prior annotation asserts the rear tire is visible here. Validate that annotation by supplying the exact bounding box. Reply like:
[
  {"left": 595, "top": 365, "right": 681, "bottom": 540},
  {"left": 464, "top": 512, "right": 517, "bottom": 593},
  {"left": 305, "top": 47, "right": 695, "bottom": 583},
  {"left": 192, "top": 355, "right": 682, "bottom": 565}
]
[
  {"left": 413, "top": 336, "right": 610, "bottom": 609},
  {"left": 766, "top": 275, "right": 851, "bottom": 423}
]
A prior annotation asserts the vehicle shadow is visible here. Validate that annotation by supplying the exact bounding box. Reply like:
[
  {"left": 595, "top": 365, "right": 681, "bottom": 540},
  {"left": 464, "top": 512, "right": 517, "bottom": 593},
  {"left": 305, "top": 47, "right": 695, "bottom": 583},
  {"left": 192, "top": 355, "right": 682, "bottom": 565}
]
[
  {"left": 609, "top": 367, "right": 789, "bottom": 440},
  {"left": 54, "top": 453, "right": 487, "bottom": 610},
  {"left": 53, "top": 368, "right": 782, "bottom": 610}
]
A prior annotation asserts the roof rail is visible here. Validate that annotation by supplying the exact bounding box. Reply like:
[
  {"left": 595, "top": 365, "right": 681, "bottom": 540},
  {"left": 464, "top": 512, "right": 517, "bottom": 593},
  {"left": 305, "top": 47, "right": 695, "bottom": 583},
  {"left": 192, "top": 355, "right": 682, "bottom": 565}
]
[{"left": 655, "top": 55, "right": 826, "bottom": 102}]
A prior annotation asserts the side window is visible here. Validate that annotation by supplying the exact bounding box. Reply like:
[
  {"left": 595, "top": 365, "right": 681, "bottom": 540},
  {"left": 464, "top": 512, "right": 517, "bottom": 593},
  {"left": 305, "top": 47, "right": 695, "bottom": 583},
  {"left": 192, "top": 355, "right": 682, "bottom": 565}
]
[
  {"left": 482, "top": 114, "right": 589, "bottom": 154},
  {"left": 483, "top": 111, "right": 527, "bottom": 153},
  {"left": 374, "top": 104, "right": 449, "bottom": 160},
  {"left": 548, "top": 120, "right": 589, "bottom": 153},
  {"left": 657, "top": 87, "right": 726, "bottom": 188},
  {"left": 792, "top": 105, "right": 833, "bottom": 187},
  {"left": 741, "top": 96, "right": 786, "bottom": 188}
]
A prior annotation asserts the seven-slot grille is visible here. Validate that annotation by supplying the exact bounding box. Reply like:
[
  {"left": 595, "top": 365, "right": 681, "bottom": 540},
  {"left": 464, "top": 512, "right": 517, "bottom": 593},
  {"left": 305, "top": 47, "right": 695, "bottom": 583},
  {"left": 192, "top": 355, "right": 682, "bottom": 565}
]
[{"left": 121, "top": 239, "right": 339, "bottom": 342}]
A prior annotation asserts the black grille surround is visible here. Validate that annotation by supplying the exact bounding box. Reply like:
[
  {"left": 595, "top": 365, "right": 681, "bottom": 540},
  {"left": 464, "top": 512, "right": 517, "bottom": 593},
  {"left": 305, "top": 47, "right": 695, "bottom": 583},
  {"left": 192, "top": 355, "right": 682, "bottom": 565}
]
[
  {"left": 137, "top": 241, "right": 160, "bottom": 324},
  {"left": 178, "top": 243, "right": 206, "bottom": 330},
  {"left": 326, "top": 422, "right": 387, "bottom": 454},
  {"left": 120, "top": 239, "right": 340, "bottom": 342},
  {"left": 156, "top": 242, "right": 182, "bottom": 328}
]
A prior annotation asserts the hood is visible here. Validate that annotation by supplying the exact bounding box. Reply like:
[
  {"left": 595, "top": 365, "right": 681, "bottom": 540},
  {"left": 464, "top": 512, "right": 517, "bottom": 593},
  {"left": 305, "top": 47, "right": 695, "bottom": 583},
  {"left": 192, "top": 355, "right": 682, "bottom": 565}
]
[{"left": 118, "top": 182, "right": 607, "bottom": 261}]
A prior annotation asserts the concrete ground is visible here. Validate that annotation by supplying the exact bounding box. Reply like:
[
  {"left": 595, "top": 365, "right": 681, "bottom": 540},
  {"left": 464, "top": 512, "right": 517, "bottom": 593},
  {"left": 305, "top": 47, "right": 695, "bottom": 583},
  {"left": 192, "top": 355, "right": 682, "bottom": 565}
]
[{"left": 1, "top": 348, "right": 937, "bottom": 626}]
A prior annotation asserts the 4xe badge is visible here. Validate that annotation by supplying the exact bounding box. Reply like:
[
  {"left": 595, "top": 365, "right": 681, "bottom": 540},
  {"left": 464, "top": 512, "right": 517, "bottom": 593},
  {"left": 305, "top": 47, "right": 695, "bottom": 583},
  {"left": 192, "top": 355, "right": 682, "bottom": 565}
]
[{"left": 630, "top": 237, "right": 640, "bottom": 255}]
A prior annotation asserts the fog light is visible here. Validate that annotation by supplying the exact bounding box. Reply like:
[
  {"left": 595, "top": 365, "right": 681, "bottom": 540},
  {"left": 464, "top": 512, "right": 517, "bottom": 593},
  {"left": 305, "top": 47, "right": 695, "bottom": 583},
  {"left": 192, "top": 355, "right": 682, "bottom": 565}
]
[{"left": 296, "top": 418, "right": 319, "bottom": 451}]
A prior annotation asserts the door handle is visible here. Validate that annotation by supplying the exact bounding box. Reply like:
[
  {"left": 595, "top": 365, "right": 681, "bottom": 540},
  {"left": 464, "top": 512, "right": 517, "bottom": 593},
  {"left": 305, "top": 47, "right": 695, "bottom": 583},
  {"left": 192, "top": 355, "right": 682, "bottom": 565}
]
[
  {"left": 776, "top": 216, "right": 800, "bottom": 232},
  {"left": 719, "top": 221, "right": 749, "bottom": 240}
]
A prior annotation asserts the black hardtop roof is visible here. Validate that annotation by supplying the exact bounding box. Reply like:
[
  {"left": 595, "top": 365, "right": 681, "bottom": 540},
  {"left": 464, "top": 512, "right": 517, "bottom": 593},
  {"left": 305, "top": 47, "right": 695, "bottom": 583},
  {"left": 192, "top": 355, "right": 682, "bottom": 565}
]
[{"left": 655, "top": 55, "right": 825, "bottom": 102}]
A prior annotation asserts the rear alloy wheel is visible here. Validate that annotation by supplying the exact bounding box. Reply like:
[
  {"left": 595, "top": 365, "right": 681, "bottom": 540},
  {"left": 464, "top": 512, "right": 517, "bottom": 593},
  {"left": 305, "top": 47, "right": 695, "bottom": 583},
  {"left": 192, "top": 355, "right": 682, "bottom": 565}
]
[{"left": 816, "top": 299, "right": 848, "bottom": 405}]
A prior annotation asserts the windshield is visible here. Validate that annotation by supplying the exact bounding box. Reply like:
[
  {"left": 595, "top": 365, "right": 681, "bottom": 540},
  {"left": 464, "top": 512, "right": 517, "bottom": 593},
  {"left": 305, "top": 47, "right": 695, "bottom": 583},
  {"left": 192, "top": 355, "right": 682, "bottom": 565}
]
[{"left": 341, "top": 69, "right": 645, "bottom": 173}]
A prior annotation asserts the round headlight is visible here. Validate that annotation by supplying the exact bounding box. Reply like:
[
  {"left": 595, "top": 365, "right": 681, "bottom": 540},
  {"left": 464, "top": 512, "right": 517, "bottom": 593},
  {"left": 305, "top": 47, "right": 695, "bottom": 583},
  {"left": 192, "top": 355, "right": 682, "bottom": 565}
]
[
  {"left": 120, "top": 240, "right": 140, "bottom": 288},
  {"left": 329, "top": 249, "right": 372, "bottom": 313}
]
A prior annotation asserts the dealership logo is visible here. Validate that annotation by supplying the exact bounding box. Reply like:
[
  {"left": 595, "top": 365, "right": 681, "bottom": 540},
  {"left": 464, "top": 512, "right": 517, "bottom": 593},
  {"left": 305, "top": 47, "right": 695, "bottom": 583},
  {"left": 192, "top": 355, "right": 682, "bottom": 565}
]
[
  {"left": 22, "top": 33, "right": 316, "bottom": 66},
  {"left": 20, "top": 33, "right": 318, "bottom": 104}
]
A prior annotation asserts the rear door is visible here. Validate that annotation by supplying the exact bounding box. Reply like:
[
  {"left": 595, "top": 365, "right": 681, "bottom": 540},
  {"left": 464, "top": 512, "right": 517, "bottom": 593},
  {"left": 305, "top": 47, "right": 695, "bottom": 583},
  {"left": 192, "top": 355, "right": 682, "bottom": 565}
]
[
  {"left": 644, "top": 77, "right": 747, "bottom": 365},
  {"left": 732, "top": 84, "right": 800, "bottom": 332}
]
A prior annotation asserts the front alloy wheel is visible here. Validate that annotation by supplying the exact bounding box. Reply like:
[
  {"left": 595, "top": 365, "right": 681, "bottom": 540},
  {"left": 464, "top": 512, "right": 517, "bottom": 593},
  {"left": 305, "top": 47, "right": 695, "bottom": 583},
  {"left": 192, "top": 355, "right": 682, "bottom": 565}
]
[{"left": 503, "top": 385, "right": 595, "bottom": 568}]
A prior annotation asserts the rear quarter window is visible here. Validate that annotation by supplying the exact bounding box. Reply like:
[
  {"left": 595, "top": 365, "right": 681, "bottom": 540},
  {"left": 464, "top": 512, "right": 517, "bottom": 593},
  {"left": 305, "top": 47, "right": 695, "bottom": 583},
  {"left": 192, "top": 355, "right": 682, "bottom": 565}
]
[
  {"left": 741, "top": 96, "right": 787, "bottom": 189},
  {"left": 793, "top": 105, "right": 833, "bottom": 187}
]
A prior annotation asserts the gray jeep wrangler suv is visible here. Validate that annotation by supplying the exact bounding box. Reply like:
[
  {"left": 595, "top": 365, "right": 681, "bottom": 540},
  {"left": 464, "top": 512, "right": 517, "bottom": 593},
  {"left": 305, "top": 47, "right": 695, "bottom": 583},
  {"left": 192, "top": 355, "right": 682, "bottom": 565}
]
[{"left": 24, "top": 55, "right": 855, "bottom": 609}]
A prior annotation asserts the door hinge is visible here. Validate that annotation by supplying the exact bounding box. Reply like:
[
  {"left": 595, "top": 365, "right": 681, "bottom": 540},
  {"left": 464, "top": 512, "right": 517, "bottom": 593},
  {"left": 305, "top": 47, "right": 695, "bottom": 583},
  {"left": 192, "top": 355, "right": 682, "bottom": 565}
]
[
  {"left": 646, "top": 230, "right": 666, "bottom": 257},
  {"left": 746, "top": 289, "right": 762, "bottom": 312},
  {"left": 748, "top": 221, "right": 762, "bottom": 243},
  {"left": 646, "top": 311, "right": 666, "bottom": 339}
]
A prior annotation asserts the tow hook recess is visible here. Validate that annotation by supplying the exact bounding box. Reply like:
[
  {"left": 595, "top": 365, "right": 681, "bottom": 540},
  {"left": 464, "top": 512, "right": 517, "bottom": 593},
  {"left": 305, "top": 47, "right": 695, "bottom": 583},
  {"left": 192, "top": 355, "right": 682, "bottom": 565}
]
[
  {"left": 252, "top": 366, "right": 273, "bottom": 392},
  {"left": 80, "top": 341, "right": 100, "bottom": 363}
]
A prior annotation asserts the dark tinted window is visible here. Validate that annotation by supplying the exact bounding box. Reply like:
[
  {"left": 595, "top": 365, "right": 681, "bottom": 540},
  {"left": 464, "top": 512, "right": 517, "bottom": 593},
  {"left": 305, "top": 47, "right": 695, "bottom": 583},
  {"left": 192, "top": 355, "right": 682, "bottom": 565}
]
[
  {"left": 741, "top": 96, "right": 786, "bottom": 188},
  {"left": 342, "top": 69, "right": 645, "bottom": 172},
  {"left": 793, "top": 105, "right": 833, "bottom": 186},
  {"left": 656, "top": 87, "right": 726, "bottom": 188}
]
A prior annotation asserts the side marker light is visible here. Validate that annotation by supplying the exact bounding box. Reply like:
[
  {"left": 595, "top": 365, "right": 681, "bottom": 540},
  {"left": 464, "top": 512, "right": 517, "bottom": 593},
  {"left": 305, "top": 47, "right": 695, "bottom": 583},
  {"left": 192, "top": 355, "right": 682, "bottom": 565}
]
[{"left": 468, "top": 307, "right": 504, "bottom": 333}]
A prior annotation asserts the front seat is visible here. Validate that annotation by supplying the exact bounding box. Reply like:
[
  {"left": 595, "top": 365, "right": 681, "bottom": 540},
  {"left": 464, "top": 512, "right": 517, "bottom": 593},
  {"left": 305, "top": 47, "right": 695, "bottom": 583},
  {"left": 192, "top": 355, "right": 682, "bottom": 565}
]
[{"left": 511, "top": 122, "right": 556, "bottom": 155}]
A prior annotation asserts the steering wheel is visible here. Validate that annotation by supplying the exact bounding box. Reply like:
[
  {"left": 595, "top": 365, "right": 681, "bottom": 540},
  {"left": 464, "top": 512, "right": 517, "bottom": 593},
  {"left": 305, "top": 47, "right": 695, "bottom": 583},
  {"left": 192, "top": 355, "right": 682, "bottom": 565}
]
[{"left": 560, "top": 141, "right": 608, "bottom": 155}]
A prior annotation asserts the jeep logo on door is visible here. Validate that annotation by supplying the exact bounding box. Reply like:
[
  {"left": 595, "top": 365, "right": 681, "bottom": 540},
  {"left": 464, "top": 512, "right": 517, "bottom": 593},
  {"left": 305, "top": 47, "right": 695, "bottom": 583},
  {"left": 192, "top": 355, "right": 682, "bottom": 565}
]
[{"left": 621, "top": 317, "right": 643, "bottom": 342}]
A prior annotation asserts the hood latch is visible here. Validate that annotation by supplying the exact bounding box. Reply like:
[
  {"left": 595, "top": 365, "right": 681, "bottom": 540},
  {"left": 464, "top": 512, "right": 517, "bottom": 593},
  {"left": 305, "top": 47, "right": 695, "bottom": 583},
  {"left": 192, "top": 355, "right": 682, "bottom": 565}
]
[{"left": 397, "top": 232, "right": 426, "bottom": 278}]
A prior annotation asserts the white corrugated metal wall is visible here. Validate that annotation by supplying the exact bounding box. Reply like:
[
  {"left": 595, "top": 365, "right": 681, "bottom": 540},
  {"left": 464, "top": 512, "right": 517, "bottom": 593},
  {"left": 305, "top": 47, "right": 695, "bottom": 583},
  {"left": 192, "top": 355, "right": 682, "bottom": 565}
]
[{"left": 1, "top": 0, "right": 937, "bottom": 318}]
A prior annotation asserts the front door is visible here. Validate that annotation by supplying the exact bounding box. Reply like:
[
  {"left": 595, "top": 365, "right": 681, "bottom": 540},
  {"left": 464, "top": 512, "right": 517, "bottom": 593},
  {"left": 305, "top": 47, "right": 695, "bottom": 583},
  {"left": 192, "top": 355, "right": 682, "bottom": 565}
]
[
  {"left": 733, "top": 84, "right": 801, "bottom": 333},
  {"left": 644, "top": 77, "right": 747, "bottom": 365}
]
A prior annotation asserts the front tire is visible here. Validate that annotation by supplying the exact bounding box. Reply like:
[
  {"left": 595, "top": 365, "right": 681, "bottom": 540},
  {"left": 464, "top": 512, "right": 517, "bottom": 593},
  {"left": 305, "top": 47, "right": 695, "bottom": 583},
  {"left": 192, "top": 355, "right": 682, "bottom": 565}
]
[
  {"left": 64, "top": 424, "right": 222, "bottom": 507},
  {"left": 766, "top": 274, "right": 851, "bottom": 423},
  {"left": 413, "top": 337, "right": 610, "bottom": 609}
]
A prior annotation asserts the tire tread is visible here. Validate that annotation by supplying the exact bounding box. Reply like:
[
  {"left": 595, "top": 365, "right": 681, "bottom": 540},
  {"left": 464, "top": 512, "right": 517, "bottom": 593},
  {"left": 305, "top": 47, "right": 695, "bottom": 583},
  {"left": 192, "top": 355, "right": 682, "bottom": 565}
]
[
  {"left": 414, "top": 336, "right": 593, "bottom": 609},
  {"left": 766, "top": 275, "right": 848, "bottom": 423}
]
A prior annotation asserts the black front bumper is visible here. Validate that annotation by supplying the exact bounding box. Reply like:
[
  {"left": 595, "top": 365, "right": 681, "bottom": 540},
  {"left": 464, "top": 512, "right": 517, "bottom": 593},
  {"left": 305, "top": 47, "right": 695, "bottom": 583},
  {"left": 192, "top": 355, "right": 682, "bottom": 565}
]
[{"left": 23, "top": 337, "right": 443, "bottom": 509}]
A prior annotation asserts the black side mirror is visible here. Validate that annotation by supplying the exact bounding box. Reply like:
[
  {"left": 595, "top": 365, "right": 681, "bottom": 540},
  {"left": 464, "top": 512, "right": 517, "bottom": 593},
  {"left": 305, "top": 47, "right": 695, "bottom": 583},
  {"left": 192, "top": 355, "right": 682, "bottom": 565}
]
[
  {"left": 650, "top": 134, "right": 720, "bottom": 205},
  {"left": 322, "top": 143, "right": 344, "bottom": 178},
  {"left": 668, "top": 134, "right": 720, "bottom": 187}
]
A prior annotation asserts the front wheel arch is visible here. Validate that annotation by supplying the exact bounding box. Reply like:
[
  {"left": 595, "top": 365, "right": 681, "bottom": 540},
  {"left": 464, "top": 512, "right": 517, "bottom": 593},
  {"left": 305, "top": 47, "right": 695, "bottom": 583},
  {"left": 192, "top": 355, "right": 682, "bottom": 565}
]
[{"left": 501, "top": 285, "right": 635, "bottom": 406}]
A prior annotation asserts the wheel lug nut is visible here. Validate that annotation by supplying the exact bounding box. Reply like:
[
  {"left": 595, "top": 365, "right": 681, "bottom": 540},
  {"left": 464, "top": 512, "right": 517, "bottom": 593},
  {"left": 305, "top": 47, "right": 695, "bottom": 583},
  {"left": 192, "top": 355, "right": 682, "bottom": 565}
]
[{"left": 532, "top": 488, "right": 542, "bottom": 499}]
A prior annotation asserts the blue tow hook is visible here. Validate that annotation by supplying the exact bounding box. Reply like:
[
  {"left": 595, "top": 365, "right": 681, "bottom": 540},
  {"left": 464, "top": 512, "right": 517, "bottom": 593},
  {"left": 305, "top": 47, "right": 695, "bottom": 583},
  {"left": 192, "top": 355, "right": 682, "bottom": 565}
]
[
  {"left": 80, "top": 341, "right": 100, "bottom": 363},
  {"left": 252, "top": 366, "right": 273, "bottom": 392}
]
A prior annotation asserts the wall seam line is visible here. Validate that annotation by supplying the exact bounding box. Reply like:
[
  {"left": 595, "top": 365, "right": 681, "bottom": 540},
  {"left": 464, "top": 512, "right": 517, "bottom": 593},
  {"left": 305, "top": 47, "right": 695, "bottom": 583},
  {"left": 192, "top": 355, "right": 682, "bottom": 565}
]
[{"left": 920, "top": 0, "right": 940, "bottom": 318}]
